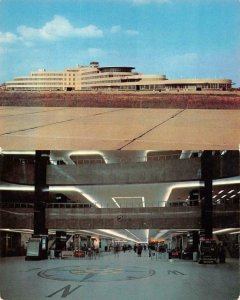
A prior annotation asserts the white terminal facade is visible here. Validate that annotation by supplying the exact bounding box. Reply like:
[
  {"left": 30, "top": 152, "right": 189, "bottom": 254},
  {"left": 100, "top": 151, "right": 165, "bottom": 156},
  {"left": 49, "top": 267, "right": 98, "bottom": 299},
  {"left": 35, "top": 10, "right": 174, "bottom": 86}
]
[{"left": 6, "top": 61, "right": 232, "bottom": 91}]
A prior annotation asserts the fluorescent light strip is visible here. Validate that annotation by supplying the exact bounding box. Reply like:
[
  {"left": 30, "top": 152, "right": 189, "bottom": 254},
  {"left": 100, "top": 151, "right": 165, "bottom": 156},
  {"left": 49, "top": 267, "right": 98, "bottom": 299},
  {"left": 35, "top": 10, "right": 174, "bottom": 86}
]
[
  {"left": 163, "top": 181, "right": 201, "bottom": 203},
  {"left": 218, "top": 190, "right": 224, "bottom": 194},
  {"left": 0, "top": 229, "right": 33, "bottom": 233},
  {"left": 142, "top": 197, "right": 145, "bottom": 208},
  {"left": 112, "top": 198, "right": 120, "bottom": 208},
  {"left": 125, "top": 229, "right": 142, "bottom": 241},
  {"left": 1, "top": 151, "right": 36, "bottom": 155},
  {"left": 112, "top": 196, "right": 145, "bottom": 208},
  {"left": 153, "top": 230, "right": 169, "bottom": 240},
  {"left": 77, "top": 230, "right": 116, "bottom": 240},
  {"left": 68, "top": 151, "right": 108, "bottom": 163},
  {"left": 213, "top": 178, "right": 240, "bottom": 186},
  {"left": 98, "top": 229, "right": 139, "bottom": 243},
  {"left": 0, "top": 185, "right": 34, "bottom": 191},
  {"left": 49, "top": 186, "right": 101, "bottom": 208},
  {"left": 213, "top": 228, "right": 238, "bottom": 234},
  {"left": 146, "top": 229, "right": 149, "bottom": 242},
  {"left": 230, "top": 231, "right": 240, "bottom": 235},
  {"left": 228, "top": 190, "right": 234, "bottom": 194},
  {"left": 164, "top": 177, "right": 240, "bottom": 203}
]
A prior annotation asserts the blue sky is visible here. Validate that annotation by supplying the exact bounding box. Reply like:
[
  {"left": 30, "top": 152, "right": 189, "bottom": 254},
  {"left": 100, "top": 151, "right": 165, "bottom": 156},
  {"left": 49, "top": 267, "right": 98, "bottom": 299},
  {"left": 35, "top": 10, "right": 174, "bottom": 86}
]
[{"left": 0, "top": 0, "right": 239, "bottom": 86}]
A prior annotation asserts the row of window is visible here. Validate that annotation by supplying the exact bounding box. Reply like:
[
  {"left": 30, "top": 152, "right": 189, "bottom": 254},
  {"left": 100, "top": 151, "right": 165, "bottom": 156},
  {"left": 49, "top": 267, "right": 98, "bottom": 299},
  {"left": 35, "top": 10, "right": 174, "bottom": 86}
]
[
  {"left": 31, "top": 73, "right": 76, "bottom": 77},
  {"left": 81, "top": 70, "right": 99, "bottom": 75},
  {"left": 82, "top": 80, "right": 122, "bottom": 85},
  {"left": 14, "top": 78, "right": 64, "bottom": 81},
  {"left": 82, "top": 83, "right": 231, "bottom": 91},
  {"left": 7, "top": 87, "right": 64, "bottom": 91},
  {"left": 7, "top": 82, "right": 64, "bottom": 86},
  {"left": 81, "top": 74, "right": 117, "bottom": 80},
  {"left": 65, "top": 69, "right": 79, "bottom": 72},
  {"left": 119, "top": 85, "right": 136, "bottom": 90},
  {"left": 6, "top": 82, "right": 231, "bottom": 90},
  {"left": 31, "top": 73, "right": 64, "bottom": 76}
]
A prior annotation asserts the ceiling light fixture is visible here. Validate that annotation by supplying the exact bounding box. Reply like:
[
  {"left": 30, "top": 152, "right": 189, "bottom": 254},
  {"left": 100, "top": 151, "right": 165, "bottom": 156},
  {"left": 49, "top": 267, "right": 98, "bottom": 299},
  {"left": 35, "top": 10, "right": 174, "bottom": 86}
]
[
  {"left": 49, "top": 186, "right": 101, "bottom": 208},
  {"left": 98, "top": 229, "right": 140, "bottom": 243},
  {"left": 68, "top": 151, "right": 108, "bottom": 163},
  {"left": 213, "top": 228, "right": 237, "bottom": 234},
  {"left": 0, "top": 185, "right": 34, "bottom": 191},
  {"left": 112, "top": 198, "right": 120, "bottom": 208},
  {"left": 1, "top": 151, "right": 36, "bottom": 155}
]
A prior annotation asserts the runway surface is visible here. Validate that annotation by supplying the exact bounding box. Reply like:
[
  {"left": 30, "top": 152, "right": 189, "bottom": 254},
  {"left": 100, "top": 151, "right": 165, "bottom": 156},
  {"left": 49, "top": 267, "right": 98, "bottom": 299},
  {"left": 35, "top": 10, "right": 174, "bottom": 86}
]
[{"left": 0, "top": 107, "right": 239, "bottom": 149}]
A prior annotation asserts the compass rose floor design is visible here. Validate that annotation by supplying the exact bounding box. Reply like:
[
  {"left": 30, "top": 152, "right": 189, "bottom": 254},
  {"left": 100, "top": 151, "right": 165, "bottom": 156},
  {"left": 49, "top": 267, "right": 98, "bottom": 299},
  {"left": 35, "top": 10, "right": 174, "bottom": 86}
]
[
  {"left": 38, "top": 265, "right": 155, "bottom": 283},
  {"left": 0, "top": 252, "right": 239, "bottom": 300}
]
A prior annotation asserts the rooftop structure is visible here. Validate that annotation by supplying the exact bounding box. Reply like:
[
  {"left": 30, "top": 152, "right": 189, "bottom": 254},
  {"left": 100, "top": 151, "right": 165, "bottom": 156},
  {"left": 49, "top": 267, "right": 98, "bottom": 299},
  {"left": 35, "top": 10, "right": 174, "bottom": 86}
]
[{"left": 6, "top": 62, "right": 232, "bottom": 92}]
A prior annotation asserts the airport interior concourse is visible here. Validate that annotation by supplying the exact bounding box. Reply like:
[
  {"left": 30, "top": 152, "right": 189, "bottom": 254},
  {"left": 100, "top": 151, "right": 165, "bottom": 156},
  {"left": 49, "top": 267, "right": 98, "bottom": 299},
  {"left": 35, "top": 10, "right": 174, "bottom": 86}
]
[{"left": 0, "top": 150, "right": 239, "bottom": 300}]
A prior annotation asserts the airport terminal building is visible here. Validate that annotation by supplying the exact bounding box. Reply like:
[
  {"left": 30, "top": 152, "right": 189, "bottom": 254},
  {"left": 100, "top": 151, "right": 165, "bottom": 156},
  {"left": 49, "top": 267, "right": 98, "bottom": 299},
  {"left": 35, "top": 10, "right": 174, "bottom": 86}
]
[{"left": 5, "top": 62, "right": 232, "bottom": 92}]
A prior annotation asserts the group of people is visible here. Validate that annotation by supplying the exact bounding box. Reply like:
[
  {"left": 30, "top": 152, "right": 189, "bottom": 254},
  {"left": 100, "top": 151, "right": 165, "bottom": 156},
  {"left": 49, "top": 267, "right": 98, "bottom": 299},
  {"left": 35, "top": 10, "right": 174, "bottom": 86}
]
[{"left": 133, "top": 244, "right": 148, "bottom": 257}]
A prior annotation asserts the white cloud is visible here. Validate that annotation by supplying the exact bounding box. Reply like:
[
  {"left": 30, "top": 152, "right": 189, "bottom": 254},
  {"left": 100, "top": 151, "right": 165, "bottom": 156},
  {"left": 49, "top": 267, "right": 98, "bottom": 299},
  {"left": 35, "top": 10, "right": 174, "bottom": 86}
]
[
  {"left": 0, "top": 32, "right": 18, "bottom": 43},
  {"left": 110, "top": 25, "right": 122, "bottom": 33},
  {"left": 17, "top": 15, "right": 103, "bottom": 42},
  {"left": 111, "top": 25, "right": 139, "bottom": 36},
  {"left": 77, "top": 25, "right": 103, "bottom": 37},
  {"left": 126, "top": 29, "right": 139, "bottom": 35}
]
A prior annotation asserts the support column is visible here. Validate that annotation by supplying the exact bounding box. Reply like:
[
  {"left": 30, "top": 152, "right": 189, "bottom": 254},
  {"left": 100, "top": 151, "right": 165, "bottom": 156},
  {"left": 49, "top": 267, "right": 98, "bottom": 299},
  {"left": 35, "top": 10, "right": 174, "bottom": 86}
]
[
  {"left": 87, "top": 236, "right": 91, "bottom": 249},
  {"left": 74, "top": 235, "right": 81, "bottom": 250},
  {"left": 55, "top": 231, "right": 67, "bottom": 257},
  {"left": 33, "top": 150, "right": 50, "bottom": 259},
  {"left": 200, "top": 151, "right": 213, "bottom": 239}
]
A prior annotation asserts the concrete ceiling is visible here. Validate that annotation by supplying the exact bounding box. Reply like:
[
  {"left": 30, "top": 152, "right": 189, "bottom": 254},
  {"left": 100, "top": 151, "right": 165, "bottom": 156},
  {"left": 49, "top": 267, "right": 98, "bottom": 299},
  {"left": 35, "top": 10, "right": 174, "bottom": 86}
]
[{"left": 0, "top": 150, "right": 239, "bottom": 243}]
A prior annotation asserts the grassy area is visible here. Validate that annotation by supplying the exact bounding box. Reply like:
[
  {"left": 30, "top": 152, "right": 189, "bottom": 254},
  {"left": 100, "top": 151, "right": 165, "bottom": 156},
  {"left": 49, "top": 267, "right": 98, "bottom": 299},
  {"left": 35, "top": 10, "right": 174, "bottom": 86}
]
[{"left": 0, "top": 90, "right": 240, "bottom": 109}]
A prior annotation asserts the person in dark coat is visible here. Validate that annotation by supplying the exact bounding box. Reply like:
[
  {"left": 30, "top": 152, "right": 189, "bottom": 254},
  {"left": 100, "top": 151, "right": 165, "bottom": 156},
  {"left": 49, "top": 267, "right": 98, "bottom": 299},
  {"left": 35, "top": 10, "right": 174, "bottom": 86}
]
[
  {"left": 134, "top": 244, "right": 137, "bottom": 253},
  {"left": 137, "top": 244, "right": 143, "bottom": 257},
  {"left": 219, "top": 243, "right": 226, "bottom": 263}
]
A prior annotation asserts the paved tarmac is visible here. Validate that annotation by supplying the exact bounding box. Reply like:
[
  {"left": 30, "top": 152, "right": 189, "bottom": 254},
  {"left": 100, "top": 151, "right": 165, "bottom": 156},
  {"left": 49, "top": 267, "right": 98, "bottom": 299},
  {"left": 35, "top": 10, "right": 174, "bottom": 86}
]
[
  {"left": 0, "top": 252, "right": 239, "bottom": 300},
  {"left": 0, "top": 107, "right": 239, "bottom": 149}
]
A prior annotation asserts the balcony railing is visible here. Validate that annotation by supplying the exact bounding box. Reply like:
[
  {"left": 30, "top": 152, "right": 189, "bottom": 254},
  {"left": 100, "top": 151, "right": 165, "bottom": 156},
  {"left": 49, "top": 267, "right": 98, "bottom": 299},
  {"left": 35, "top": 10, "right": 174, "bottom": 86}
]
[
  {"left": 0, "top": 198, "right": 238, "bottom": 209},
  {"left": 1, "top": 153, "right": 194, "bottom": 166}
]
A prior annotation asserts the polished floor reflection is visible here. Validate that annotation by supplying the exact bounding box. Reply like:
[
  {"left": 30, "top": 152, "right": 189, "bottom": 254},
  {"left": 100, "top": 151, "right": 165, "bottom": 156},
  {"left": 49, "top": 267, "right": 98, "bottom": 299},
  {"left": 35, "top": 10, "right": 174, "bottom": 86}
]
[{"left": 0, "top": 251, "right": 239, "bottom": 300}]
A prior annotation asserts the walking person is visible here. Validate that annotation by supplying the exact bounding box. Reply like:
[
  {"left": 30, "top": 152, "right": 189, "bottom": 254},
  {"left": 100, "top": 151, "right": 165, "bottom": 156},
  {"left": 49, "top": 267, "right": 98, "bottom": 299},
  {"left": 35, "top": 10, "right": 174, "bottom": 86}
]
[
  {"left": 137, "top": 244, "right": 143, "bottom": 257},
  {"left": 149, "top": 246, "right": 152, "bottom": 258},
  {"left": 218, "top": 242, "right": 226, "bottom": 263},
  {"left": 134, "top": 244, "right": 137, "bottom": 253}
]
